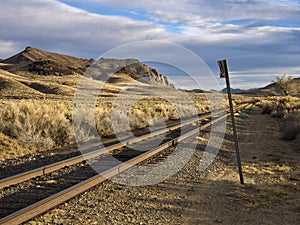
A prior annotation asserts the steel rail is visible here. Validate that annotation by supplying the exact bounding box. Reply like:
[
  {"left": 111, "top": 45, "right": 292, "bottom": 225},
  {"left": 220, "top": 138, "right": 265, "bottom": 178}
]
[{"left": 0, "top": 104, "right": 247, "bottom": 225}]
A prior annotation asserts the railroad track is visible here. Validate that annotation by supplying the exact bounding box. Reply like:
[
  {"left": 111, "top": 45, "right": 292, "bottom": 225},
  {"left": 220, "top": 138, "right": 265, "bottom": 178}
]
[
  {"left": 0, "top": 111, "right": 212, "bottom": 189},
  {"left": 0, "top": 104, "right": 251, "bottom": 225}
]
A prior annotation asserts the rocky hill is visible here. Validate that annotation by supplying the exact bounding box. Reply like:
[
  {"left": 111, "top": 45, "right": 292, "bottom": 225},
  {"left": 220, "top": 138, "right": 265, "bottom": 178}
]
[
  {"left": 244, "top": 77, "right": 300, "bottom": 96},
  {"left": 2, "top": 47, "right": 91, "bottom": 75},
  {"left": 88, "top": 58, "right": 170, "bottom": 85},
  {"left": 1, "top": 47, "right": 172, "bottom": 87}
]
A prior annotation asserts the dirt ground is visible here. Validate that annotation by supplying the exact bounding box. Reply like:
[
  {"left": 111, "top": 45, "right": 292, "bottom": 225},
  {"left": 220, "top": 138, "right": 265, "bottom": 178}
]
[{"left": 183, "top": 107, "right": 300, "bottom": 225}]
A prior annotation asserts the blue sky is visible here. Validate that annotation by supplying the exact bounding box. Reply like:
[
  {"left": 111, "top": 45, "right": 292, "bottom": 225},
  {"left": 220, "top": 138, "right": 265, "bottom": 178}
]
[{"left": 0, "top": 0, "right": 300, "bottom": 89}]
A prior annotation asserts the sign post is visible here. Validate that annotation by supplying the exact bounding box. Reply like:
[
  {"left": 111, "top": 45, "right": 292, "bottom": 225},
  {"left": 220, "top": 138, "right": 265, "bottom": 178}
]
[{"left": 218, "top": 59, "right": 244, "bottom": 184}]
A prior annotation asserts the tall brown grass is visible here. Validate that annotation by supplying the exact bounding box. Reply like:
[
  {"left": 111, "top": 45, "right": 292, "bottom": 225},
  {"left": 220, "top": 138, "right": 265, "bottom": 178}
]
[
  {"left": 94, "top": 98, "right": 187, "bottom": 137},
  {"left": 0, "top": 100, "right": 73, "bottom": 150},
  {"left": 0, "top": 91, "right": 250, "bottom": 159}
]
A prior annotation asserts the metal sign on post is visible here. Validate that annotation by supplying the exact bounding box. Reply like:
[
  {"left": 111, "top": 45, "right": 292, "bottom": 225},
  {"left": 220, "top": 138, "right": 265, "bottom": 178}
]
[
  {"left": 218, "top": 59, "right": 244, "bottom": 184},
  {"left": 218, "top": 60, "right": 226, "bottom": 78}
]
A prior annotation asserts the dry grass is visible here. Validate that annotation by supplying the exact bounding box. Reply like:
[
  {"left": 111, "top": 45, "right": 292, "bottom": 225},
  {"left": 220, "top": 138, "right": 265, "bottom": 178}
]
[
  {"left": 243, "top": 163, "right": 292, "bottom": 175},
  {"left": 93, "top": 92, "right": 252, "bottom": 138},
  {"left": 94, "top": 97, "right": 190, "bottom": 137},
  {"left": 0, "top": 93, "right": 203, "bottom": 159},
  {"left": 0, "top": 132, "right": 32, "bottom": 160},
  {"left": 0, "top": 100, "right": 73, "bottom": 152}
]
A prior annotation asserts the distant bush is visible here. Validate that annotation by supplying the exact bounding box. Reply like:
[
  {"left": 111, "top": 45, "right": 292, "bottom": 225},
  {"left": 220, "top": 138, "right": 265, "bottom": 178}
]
[
  {"left": 275, "top": 74, "right": 299, "bottom": 96},
  {"left": 259, "top": 96, "right": 300, "bottom": 118},
  {"left": 261, "top": 103, "right": 274, "bottom": 114},
  {"left": 281, "top": 113, "right": 300, "bottom": 140},
  {"left": 261, "top": 100, "right": 285, "bottom": 118},
  {"left": 270, "top": 100, "right": 285, "bottom": 118},
  {"left": 95, "top": 108, "right": 122, "bottom": 137}
]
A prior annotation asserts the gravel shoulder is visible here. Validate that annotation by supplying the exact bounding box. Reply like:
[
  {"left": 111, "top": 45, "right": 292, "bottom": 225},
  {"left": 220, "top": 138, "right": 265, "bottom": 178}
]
[{"left": 25, "top": 107, "right": 300, "bottom": 225}]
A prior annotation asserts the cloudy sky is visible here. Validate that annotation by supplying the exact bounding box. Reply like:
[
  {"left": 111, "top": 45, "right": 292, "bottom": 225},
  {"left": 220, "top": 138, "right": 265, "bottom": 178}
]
[{"left": 0, "top": 0, "right": 300, "bottom": 89}]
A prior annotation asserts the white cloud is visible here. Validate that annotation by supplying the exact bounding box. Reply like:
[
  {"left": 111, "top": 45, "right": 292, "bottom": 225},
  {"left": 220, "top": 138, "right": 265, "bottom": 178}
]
[
  {"left": 0, "top": 0, "right": 168, "bottom": 58},
  {"left": 84, "top": 0, "right": 300, "bottom": 22},
  {"left": 148, "top": 10, "right": 208, "bottom": 25},
  {"left": 0, "top": 40, "right": 21, "bottom": 59}
]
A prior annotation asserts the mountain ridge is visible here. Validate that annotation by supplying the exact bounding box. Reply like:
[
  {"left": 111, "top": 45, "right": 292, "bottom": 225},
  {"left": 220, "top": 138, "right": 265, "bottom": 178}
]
[
  {"left": 220, "top": 87, "right": 257, "bottom": 94},
  {"left": 1, "top": 47, "right": 172, "bottom": 87}
]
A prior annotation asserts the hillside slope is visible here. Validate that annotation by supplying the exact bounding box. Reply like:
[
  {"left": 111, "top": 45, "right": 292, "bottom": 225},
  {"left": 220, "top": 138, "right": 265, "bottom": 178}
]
[
  {"left": 1, "top": 47, "right": 172, "bottom": 87},
  {"left": 246, "top": 77, "right": 300, "bottom": 96},
  {"left": 88, "top": 58, "right": 170, "bottom": 86},
  {"left": 0, "top": 69, "right": 44, "bottom": 98},
  {"left": 2, "top": 47, "right": 91, "bottom": 75}
]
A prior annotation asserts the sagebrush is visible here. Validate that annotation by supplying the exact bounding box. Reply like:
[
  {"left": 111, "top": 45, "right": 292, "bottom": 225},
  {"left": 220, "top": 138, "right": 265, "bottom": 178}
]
[{"left": 0, "top": 100, "right": 73, "bottom": 150}]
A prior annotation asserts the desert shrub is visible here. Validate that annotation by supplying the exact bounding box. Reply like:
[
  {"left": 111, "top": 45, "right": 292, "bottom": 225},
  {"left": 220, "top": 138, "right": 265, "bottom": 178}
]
[
  {"left": 168, "top": 109, "right": 180, "bottom": 120},
  {"left": 72, "top": 107, "right": 98, "bottom": 142},
  {"left": 153, "top": 104, "right": 171, "bottom": 120},
  {"left": 232, "top": 95, "right": 256, "bottom": 105},
  {"left": 95, "top": 107, "right": 130, "bottom": 137},
  {"left": 270, "top": 99, "right": 286, "bottom": 118},
  {"left": 94, "top": 98, "right": 198, "bottom": 137},
  {"left": 0, "top": 132, "right": 32, "bottom": 160},
  {"left": 281, "top": 113, "right": 300, "bottom": 140},
  {"left": 95, "top": 104, "right": 170, "bottom": 137},
  {"left": 275, "top": 74, "right": 300, "bottom": 96},
  {"left": 261, "top": 103, "right": 274, "bottom": 114},
  {"left": 95, "top": 108, "right": 115, "bottom": 137},
  {"left": 270, "top": 109, "right": 285, "bottom": 118},
  {"left": 260, "top": 99, "right": 287, "bottom": 118},
  {"left": 72, "top": 121, "right": 96, "bottom": 142},
  {"left": 129, "top": 109, "right": 152, "bottom": 129},
  {"left": 0, "top": 100, "right": 73, "bottom": 150}
]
